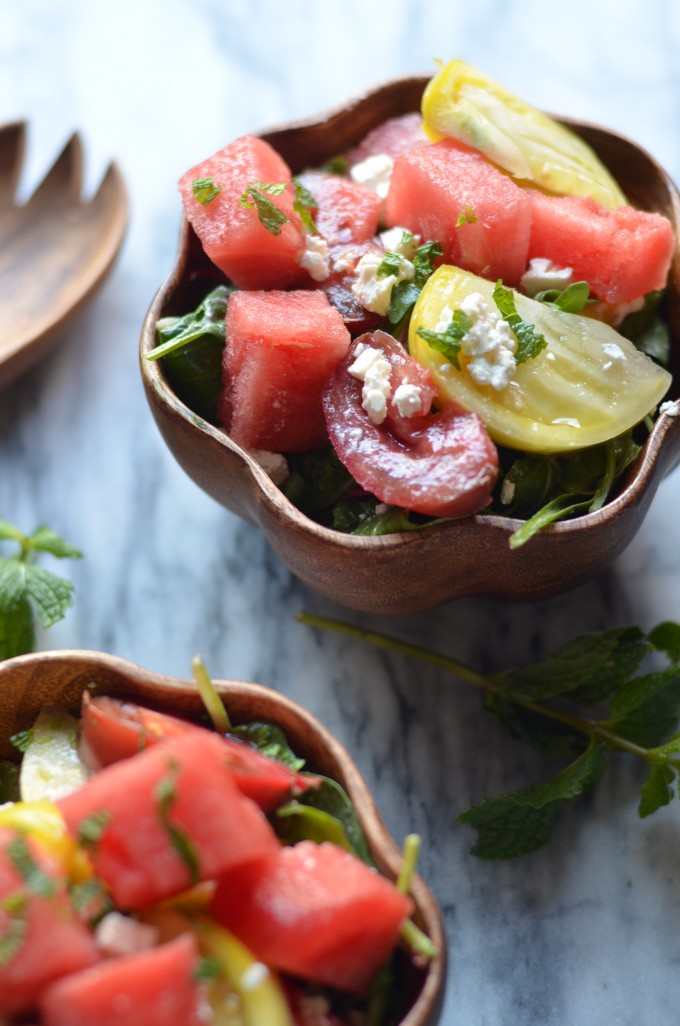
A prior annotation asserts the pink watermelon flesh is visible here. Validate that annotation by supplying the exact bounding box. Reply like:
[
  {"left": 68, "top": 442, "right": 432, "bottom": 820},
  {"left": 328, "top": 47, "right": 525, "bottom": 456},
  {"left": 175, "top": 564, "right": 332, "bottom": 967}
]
[
  {"left": 40, "top": 935, "right": 203, "bottom": 1026},
  {"left": 178, "top": 134, "right": 308, "bottom": 290},
  {"left": 220, "top": 289, "right": 351, "bottom": 452},
  {"left": 345, "top": 111, "right": 429, "bottom": 166},
  {"left": 528, "top": 191, "right": 675, "bottom": 303},
  {"left": 297, "top": 169, "right": 382, "bottom": 245},
  {"left": 58, "top": 732, "right": 280, "bottom": 910},
  {"left": 0, "top": 827, "right": 99, "bottom": 1016},
  {"left": 385, "top": 139, "right": 533, "bottom": 283},
  {"left": 210, "top": 840, "right": 413, "bottom": 996}
]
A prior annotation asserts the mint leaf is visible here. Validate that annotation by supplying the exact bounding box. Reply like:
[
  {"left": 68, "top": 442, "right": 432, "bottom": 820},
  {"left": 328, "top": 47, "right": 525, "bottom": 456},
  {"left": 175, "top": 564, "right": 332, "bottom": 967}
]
[
  {"left": 609, "top": 666, "right": 680, "bottom": 720},
  {"left": 649, "top": 621, "right": 680, "bottom": 662},
  {"left": 459, "top": 740, "right": 606, "bottom": 859},
  {"left": 387, "top": 239, "right": 442, "bottom": 326},
  {"left": 639, "top": 764, "right": 675, "bottom": 817},
  {"left": 378, "top": 252, "right": 403, "bottom": 278},
  {"left": 417, "top": 310, "right": 472, "bottom": 370},
  {"left": 239, "top": 182, "right": 289, "bottom": 236},
  {"left": 607, "top": 675, "right": 680, "bottom": 748},
  {"left": 536, "top": 280, "right": 590, "bottom": 313},
  {"left": 493, "top": 280, "right": 547, "bottom": 363},
  {"left": 0, "top": 522, "right": 81, "bottom": 658},
  {"left": 496, "top": 628, "right": 645, "bottom": 704},
  {"left": 292, "top": 178, "right": 318, "bottom": 234},
  {"left": 191, "top": 176, "right": 221, "bottom": 205},
  {"left": 455, "top": 206, "right": 477, "bottom": 226}
]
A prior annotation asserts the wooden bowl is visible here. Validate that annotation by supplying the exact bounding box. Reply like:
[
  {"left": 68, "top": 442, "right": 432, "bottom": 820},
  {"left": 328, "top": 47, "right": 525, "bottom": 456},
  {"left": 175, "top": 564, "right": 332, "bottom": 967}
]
[
  {"left": 139, "top": 76, "right": 680, "bottom": 614},
  {"left": 0, "top": 648, "right": 447, "bottom": 1026}
]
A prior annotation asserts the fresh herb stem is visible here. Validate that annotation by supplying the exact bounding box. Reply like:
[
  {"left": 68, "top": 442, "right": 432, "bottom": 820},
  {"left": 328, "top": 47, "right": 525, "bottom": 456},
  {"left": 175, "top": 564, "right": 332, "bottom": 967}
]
[{"left": 297, "top": 613, "right": 662, "bottom": 764}]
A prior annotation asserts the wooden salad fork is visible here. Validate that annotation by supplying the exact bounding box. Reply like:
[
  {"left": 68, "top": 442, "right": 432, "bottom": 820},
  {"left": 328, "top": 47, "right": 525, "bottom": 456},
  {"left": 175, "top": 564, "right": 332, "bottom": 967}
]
[{"left": 0, "top": 120, "right": 128, "bottom": 389}]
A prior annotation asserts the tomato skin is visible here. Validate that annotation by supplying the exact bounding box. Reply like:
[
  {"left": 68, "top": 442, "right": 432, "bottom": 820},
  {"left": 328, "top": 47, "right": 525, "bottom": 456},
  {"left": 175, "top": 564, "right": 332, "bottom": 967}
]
[
  {"left": 79, "top": 694, "right": 316, "bottom": 812},
  {"left": 323, "top": 331, "right": 498, "bottom": 518}
]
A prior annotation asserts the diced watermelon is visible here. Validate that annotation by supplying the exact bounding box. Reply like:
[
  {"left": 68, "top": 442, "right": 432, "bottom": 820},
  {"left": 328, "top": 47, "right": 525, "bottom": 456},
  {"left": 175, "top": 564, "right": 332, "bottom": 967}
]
[
  {"left": 528, "top": 190, "right": 675, "bottom": 303},
  {"left": 345, "top": 112, "right": 429, "bottom": 166},
  {"left": 220, "top": 289, "right": 351, "bottom": 451},
  {"left": 79, "top": 694, "right": 317, "bottom": 812},
  {"left": 0, "top": 827, "right": 99, "bottom": 1017},
  {"left": 210, "top": 840, "right": 413, "bottom": 996},
  {"left": 40, "top": 934, "right": 203, "bottom": 1026},
  {"left": 58, "top": 732, "right": 280, "bottom": 909},
  {"left": 385, "top": 139, "right": 533, "bottom": 283},
  {"left": 178, "top": 134, "right": 308, "bottom": 290},
  {"left": 297, "top": 170, "right": 382, "bottom": 245}
]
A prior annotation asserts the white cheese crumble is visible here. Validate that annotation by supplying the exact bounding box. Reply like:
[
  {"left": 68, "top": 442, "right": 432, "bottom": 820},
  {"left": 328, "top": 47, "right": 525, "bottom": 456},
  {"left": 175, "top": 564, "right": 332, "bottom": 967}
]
[
  {"left": 249, "top": 449, "right": 289, "bottom": 485},
  {"left": 520, "top": 257, "right": 573, "bottom": 297},
  {"left": 500, "top": 479, "right": 515, "bottom": 505},
  {"left": 351, "top": 250, "right": 414, "bottom": 316},
  {"left": 438, "top": 293, "right": 518, "bottom": 391},
  {"left": 348, "top": 343, "right": 392, "bottom": 424},
  {"left": 95, "top": 913, "right": 159, "bottom": 957},
  {"left": 299, "top": 232, "right": 330, "bottom": 281},
  {"left": 349, "top": 153, "right": 394, "bottom": 199},
  {"left": 660, "top": 399, "right": 680, "bottom": 417},
  {"left": 332, "top": 245, "right": 362, "bottom": 275},
  {"left": 379, "top": 226, "right": 420, "bottom": 260},
  {"left": 241, "top": 962, "right": 270, "bottom": 990},
  {"left": 393, "top": 382, "right": 423, "bottom": 417}
]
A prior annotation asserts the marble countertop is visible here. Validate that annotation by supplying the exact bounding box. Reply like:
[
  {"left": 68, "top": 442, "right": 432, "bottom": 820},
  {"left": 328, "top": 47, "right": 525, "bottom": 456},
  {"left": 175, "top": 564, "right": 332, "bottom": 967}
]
[{"left": 2, "top": 2, "right": 680, "bottom": 1023}]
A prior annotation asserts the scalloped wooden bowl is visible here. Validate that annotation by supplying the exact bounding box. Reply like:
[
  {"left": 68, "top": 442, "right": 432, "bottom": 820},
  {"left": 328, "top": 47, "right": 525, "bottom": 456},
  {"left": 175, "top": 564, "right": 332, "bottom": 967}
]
[
  {"left": 140, "top": 75, "right": 680, "bottom": 614},
  {"left": 0, "top": 649, "right": 446, "bottom": 1026}
]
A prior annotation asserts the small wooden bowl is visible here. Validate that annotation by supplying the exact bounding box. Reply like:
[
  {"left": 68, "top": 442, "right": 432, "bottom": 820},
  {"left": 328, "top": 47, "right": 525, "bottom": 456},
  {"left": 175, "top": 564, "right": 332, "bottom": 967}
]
[
  {"left": 0, "top": 649, "right": 447, "bottom": 1026},
  {"left": 139, "top": 76, "right": 680, "bottom": 614}
]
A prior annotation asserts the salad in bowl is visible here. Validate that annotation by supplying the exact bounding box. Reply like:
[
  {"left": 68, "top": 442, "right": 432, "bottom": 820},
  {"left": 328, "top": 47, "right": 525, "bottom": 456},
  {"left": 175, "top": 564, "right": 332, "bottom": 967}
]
[
  {"left": 140, "top": 60, "right": 680, "bottom": 612},
  {"left": 0, "top": 650, "right": 445, "bottom": 1026}
]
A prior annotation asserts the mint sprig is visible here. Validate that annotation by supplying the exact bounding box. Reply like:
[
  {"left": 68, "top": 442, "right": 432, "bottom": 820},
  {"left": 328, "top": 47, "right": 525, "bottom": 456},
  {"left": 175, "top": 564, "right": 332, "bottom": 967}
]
[
  {"left": 493, "top": 280, "right": 547, "bottom": 363},
  {"left": 417, "top": 310, "right": 472, "bottom": 370},
  {"left": 0, "top": 521, "right": 82, "bottom": 659},
  {"left": 298, "top": 614, "right": 680, "bottom": 860},
  {"left": 239, "top": 181, "right": 289, "bottom": 236}
]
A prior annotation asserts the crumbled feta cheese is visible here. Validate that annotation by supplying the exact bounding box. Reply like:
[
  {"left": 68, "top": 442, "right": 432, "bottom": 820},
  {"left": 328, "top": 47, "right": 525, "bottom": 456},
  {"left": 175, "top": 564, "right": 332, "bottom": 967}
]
[
  {"left": 299, "top": 232, "right": 330, "bottom": 281},
  {"left": 500, "top": 478, "right": 515, "bottom": 505},
  {"left": 95, "top": 913, "right": 159, "bottom": 957},
  {"left": 660, "top": 399, "right": 680, "bottom": 417},
  {"left": 348, "top": 343, "right": 392, "bottom": 424},
  {"left": 349, "top": 153, "right": 394, "bottom": 199},
  {"left": 249, "top": 449, "right": 289, "bottom": 485},
  {"left": 379, "top": 226, "right": 420, "bottom": 260},
  {"left": 393, "top": 382, "right": 424, "bottom": 418},
  {"left": 351, "top": 250, "right": 414, "bottom": 316},
  {"left": 332, "top": 245, "right": 362, "bottom": 274},
  {"left": 520, "top": 258, "right": 573, "bottom": 297},
  {"left": 241, "top": 962, "right": 270, "bottom": 990},
  {"left": 459, "top": 292, "right": 517, "bottom": 391}
]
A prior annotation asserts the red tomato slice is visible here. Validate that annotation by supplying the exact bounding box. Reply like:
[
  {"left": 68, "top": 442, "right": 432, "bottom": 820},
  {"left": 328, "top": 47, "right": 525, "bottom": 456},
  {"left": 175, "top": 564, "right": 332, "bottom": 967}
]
[
  {"left": 322, "top": 330, "right": 498, "bottom": 518},
  {"left": 79, "top": 694, "right": 316, "bottom": 812}
]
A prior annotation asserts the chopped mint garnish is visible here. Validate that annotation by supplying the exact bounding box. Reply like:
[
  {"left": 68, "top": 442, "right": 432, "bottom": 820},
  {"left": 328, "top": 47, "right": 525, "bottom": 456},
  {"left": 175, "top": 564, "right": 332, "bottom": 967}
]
[
  {"left": 377, "top": 252, "right": 404, "bottom": 278},
  {"left": 239, "top": 181, "right": 289, "bottom": 236},
  {"left": 455, "top": 206, "right": 478, "bottom": 226},
  {"left": 292, "top": 178, "right": 318, "bottom": 234},
  {"left": 493, "top": 280, "right": 547, "bottom": 363},
  {"left": 417, "top": 310, "right": 472, "bottom": 370},
  {"left": 191, "top": 177, "right": 221, "bottom": 205},
  {"left": 535, "top": 280, "right": 591, "bottom": 313}
]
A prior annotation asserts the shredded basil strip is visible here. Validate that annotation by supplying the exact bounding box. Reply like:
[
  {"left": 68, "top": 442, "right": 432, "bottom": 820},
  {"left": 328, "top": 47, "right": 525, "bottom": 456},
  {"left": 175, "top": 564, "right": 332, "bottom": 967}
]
[
  {"left": 156, "top": 761, "right": 201, "bottom": 885},
  {"left": 6, "top": 837, "right": 55, "bottom": 897}
]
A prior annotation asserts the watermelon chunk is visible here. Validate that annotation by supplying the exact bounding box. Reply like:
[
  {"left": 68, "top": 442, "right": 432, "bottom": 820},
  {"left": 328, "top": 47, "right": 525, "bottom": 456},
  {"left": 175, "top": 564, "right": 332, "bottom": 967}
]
[
  {"left": 79, "top": 693, "right": 317, "bottom": 812},
  {"left": 178, "top": 134, "right": 308, "bottom": 290},
  {"left": 528, "top": 190, "right": 675, "bottom": 303},
  {"left": 345, "top": 112, "right": 429, "bottom": 166},
  {"left": 0, "top": 827, "right": 99, "bottom": 1017},
  {"left": 385, "top": 139, "right": 533, "bottom": 283},
  {"left": 58, "top": 732, "right": 280, "bottom": 909},
  {"left": 40, "top": 934, "right": 203, "bottom": 1026},
  {"left": 297, "top": 170, "right": 382, "bottom": 245},
  {"left": 220, "top": 289, "right": 351, "bottom": 451},
  {"left": 210, "top": 840, "right": 413, "bottom": 996}
]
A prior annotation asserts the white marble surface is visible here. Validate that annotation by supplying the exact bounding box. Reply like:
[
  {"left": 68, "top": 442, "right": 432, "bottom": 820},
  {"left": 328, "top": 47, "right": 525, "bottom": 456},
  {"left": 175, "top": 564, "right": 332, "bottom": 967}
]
[{"left": 2, "top": 1, "right": 680, "bottom": 1023}]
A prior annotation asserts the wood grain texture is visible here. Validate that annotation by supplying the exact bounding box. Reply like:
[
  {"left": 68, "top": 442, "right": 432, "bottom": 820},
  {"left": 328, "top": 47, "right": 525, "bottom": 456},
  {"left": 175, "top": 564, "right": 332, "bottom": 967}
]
[
  {"left": 139, "top": 76, "right": 680, "bottom": 614},
  {"left": 0, "top": 121, "right": 128, "bottom": 390},
  {"left": 0, "top": 649, "right": 446, "bottom": 1026}
]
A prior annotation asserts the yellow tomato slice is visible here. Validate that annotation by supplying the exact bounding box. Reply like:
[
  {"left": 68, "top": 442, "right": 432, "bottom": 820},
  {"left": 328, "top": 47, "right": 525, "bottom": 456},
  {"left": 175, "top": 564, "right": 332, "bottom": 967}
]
[
  {"left": 0, "top": 799, "right": 91, "bottom": 882},
  {"left": 421, "top": 59, "right": 627, "bottom": 209},
  {"left": 410, "top": 265, "right": 672, "bottom": 453}
]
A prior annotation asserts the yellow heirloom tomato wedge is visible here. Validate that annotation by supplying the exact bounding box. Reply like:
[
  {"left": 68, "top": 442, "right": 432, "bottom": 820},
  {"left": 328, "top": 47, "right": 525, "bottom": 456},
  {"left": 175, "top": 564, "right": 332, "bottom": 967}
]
[
  {"left": 0, "top": 799, "right": 92, "bottom": 882},
  {"left": 409, "top": 265, "right": 672, "bottom": 454},
  {"left": 421, "top": 58, "right": 627, "bottom": 209}
]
